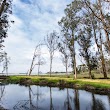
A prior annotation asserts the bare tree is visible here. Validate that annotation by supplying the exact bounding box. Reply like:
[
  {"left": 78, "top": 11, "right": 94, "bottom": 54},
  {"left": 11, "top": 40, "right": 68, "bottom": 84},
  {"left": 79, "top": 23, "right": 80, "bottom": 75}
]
[
  {"left": 37, "top": 53, "right": 46, "bottom": 75},
  {"left": 45, "top": 31, "right": 59, "bottom": 77},
  {"left": 28, "top": 44, "right": 44, "bottom": 76},
  {"left": 2, "top": 52, "right": 10, "bottom": 76}
]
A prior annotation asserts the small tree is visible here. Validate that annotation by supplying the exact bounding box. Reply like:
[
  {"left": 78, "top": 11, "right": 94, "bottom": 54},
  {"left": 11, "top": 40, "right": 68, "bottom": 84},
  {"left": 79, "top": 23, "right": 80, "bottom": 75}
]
[
  {"left": 37, "top": 53, "right": 46, "bottom": 75},
  {"left": 28, "top": 44, "right": 44, "bottom": 76},
  {"left": 45, "top": 31, "right": 59, "bottom": 77},
  {"left": 58, "top": 37, "right": 70, "bottom": 77},
  {"left": 2, "top": 52, "right": 10, "bottom": 76}
]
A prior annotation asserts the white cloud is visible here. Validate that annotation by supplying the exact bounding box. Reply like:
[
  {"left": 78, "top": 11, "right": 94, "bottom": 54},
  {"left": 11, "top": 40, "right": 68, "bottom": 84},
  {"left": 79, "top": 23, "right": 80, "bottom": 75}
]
[{"left": 1, "top": 0, "right": 74, "bottom": 74}]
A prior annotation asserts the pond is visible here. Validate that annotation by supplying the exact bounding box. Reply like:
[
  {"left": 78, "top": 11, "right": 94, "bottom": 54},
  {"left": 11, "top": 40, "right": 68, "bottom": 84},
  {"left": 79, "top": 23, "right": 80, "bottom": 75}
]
[{"left": 0, "top": 84, "right": 110, "bottom": 110}]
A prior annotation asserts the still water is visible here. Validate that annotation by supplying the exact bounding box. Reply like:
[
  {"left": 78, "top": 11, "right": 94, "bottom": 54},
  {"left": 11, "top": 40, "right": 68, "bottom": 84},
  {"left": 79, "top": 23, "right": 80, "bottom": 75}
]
[{"left": 0, "top": 84, "right": 110, "bottom": 110}]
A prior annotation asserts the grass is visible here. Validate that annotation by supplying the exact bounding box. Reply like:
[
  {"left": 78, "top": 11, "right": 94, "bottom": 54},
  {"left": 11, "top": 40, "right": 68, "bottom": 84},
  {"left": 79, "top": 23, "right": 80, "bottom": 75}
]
[
  {"left": 36, "top": 70, "right": 110, "bottom": 79},
  {"left": 3, "top": 70, "right": 110, "bottom": 95},
  {"left": 5, "top": 74, "right": 110, "bottom": 90}
]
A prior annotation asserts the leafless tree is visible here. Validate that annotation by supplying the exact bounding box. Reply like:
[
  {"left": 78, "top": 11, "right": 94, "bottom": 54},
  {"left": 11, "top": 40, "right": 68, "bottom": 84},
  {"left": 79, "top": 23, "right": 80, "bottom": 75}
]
[
  {"left": 37, "top": 51, "right": 46, "bottom": 75},
  {"left": 1, "top": 52, "right": 10, "bottom": 76},
  {"left": 44, "top": 31, "right": 59, "bottom": 77},
  {"left": 28, "top": 44, "right": 45, "bottom": 76}
]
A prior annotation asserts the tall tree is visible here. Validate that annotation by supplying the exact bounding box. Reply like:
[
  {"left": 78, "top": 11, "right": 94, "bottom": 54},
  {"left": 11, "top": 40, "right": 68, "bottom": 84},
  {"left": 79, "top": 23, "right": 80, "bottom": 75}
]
[
  {"left": 0, "top": 0, "right": 12, "bottom": 52},
  {"left": 91, "top": 17, "right": 107, "bottom": 78},
  {"left": 0, "top": 0, "right": 12, "bottom": 73},
  {"left": 45, "top": 31, "right": 58, "bottom": 77},
  {"left": 58, "top": 0, "right": 83, "bottom": 79},
  {"left": 83, "top": 1, "right": 108, "bottom": 78},
  {"left": 78, "top": 27, "right": 97, "bottom": 79},
  {"left": 84, "top": 0, "right": 110, "bottom": 53}
]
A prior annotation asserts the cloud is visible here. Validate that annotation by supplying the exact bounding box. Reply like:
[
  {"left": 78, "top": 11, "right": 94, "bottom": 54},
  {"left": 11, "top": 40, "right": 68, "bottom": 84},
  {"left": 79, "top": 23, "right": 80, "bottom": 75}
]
[{"left": 1, "top": 0, "right": 74, "bottom": 74}]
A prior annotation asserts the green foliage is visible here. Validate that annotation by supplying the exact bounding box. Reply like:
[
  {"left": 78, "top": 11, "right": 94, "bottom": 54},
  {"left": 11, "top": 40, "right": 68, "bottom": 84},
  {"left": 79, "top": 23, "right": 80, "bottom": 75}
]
[{"left": 0, "top": 0, "right": 12, "bottom": 47}]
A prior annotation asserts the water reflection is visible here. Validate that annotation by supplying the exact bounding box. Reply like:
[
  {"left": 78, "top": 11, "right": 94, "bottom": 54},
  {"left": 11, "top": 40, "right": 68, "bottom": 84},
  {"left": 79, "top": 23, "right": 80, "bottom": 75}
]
[
  {"left": 91, "top": 93, "right": 106, "bottom": 110},
  {"left": 0, "top": 84, "right": 109, "bottom": 110},
  {"left": 13, "top": 85, "right": 43, "bottom": 110},
  {"left": 0, "top": 84, "right": 5, "bottom": 101}
]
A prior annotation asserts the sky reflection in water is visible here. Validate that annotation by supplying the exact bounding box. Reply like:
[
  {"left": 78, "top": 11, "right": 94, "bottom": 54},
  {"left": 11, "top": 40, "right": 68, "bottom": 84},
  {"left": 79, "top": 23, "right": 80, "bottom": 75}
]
[{"left": 0, "top": 84, "right": 110, "bottom": 110}]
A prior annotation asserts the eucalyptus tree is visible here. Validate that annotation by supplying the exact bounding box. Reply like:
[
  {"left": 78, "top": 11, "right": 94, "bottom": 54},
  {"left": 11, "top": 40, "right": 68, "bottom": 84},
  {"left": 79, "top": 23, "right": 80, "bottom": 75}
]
[
  {"left": 58, "top": 0, "right": 83, "bottom": 79},
  {"left": 82, "top": 0, "right": 108, "bottom": 78},
  {"left": 45, "top": 31, "right": 59, "bottom": 77},
  {"left": 0, "top": 0, "right": 12, "bottom": 52},
  {"left": 83, "top": 0, "right": 110, "bottom": 53},
  {"left": 78, "top": 26, "right": 98, "bottom": 79},
  {"left": 0, "top": 0, "right": 12, "bottom": 74},
  {"left": 91, "top": 16, "right": 107, "bottom": 78},
  {"left": 58, "top": 37, "right": 70, "bottom": 77}
]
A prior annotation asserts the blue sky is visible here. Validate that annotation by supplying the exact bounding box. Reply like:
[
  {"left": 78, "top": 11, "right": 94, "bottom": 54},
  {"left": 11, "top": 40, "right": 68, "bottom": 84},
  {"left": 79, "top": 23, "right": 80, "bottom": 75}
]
[{"left": 2, "top": 0, "right": 85, "bottom": 74}]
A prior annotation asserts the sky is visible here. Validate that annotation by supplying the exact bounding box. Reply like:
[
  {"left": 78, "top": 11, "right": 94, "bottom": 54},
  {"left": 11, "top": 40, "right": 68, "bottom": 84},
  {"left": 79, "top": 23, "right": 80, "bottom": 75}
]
[{"left": 1, "top": 0, "right": 84, "bottom": 74}]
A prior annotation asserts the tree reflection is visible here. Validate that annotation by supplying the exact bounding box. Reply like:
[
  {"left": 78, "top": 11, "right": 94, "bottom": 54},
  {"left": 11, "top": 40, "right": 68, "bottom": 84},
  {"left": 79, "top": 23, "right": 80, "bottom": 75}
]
[
  {"left": 91, "top": 93, "right": 106, "bottom": 110},
  {"left": 108, "top": 95, "right": 110, "bottom": 107},
  {"left": 74, "top": 89, "right": 80, "bottom": 110},
  {"left": 50, "top": 87, "right": 54, "bottom": 110},
  {"left": 64, "top": 88, "right": 72, "bottom": 110},
  {"left": 0, "top": 84, "right": 6, "bottom": 110},
  {"left": 13, "top": 85, "right": 43, "bottom": 110},
  {"left": 0, "top": 84, "right": 5, "bottom": 101}
]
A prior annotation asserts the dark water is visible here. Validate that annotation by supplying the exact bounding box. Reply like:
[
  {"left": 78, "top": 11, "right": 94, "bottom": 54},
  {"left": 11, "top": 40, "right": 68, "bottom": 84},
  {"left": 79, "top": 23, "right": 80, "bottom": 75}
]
[{"left": 0, "top": 84, "right": 110, "bottom": 110}]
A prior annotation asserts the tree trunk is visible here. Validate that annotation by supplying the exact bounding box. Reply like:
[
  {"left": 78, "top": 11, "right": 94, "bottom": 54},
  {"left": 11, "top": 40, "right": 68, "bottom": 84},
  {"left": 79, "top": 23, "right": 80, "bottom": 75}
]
[
  {"left": 66, "top": 61, "right": 68, "bottom": 77},
  {"left": 29, "top": 48, "right": 36, "bottom": 76},
  {"left": 74, "top": 56, "right": 77, "bottom": 79},
  {"left": 50, "top": 55, "right": 53, "bottom": 77},
  {"left": 0, "top": 0, "right": 6, "bottom": 17},
  {"left": 92, "top": 17, "right": 107, "bottom": 79},
  {"left": 74, "top": 89, "right": 80, "bottom": 110},
  {"left": 98, "top": 0, "right": 110, "bottom": 52},
  {"left": 38, "top": 64, "right": 40, "bottom": 76},
  {"left": 88, "top": 65, "right": 92, "bottom": 79},
  {"left": 73, "top": 44, "right": 77, "bottom": 79},
  {"left": 100, "top": 47, "right": 107, "bottom": 79}
]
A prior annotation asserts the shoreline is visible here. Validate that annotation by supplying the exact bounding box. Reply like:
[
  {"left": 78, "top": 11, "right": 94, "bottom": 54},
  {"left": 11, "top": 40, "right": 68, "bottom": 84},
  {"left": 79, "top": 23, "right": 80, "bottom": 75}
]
[{"left": 3, "top": 76, "right": 110, "bottom": 95}]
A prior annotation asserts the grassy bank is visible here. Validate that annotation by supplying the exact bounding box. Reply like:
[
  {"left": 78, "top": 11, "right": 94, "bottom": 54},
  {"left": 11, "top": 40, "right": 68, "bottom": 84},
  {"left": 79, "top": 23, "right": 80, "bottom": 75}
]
[{"left": 4, "top": 75, "right": 110, "bottom": 94}]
